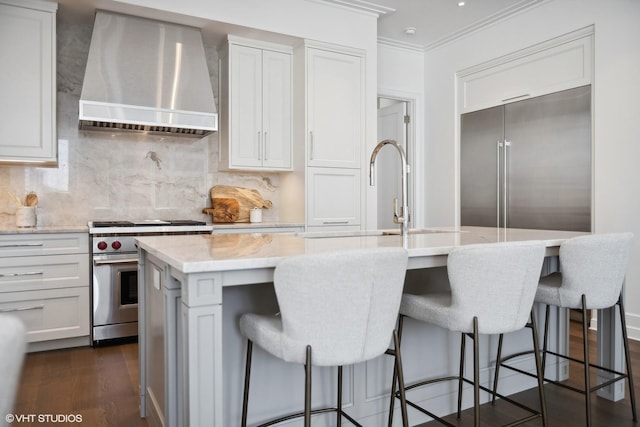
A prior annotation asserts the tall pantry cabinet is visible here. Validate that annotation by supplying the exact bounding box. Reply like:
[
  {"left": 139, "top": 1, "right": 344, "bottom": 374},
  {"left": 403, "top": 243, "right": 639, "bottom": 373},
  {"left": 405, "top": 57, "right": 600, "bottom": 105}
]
[
  {"left": 0, "top": 0, "right": 57, "bottom": 164},
  {"left": 300, "top": 42, "right": 365, "bottom": 230}
]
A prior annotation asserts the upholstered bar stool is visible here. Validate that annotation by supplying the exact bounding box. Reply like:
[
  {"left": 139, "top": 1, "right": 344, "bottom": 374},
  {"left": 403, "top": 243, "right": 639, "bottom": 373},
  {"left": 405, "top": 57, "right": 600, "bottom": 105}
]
[
  {"left": 388, "top": 241, "right": 548, "bottom": 427},
  {"left": 494, "top": 232, "right": 637, "bottom": 426},
  {"left": 240, "top": 247, "right": 410, "bottom": 427},
  {"left": 0, "top": 314, "right": 27, "bottom": 426}
]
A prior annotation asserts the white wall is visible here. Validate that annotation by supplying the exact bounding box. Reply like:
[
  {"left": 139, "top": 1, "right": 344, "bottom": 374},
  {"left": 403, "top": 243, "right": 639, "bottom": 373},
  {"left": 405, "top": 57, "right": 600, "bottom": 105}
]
[{"left": 421, "top": 0, "right": 640, "bottom": 339}]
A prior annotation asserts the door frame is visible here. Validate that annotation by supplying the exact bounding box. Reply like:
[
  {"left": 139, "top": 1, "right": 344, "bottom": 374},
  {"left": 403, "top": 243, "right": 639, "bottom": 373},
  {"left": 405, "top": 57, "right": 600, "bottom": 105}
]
[{"left": 374, "top": 89, "right": 422, "bottom": 229}]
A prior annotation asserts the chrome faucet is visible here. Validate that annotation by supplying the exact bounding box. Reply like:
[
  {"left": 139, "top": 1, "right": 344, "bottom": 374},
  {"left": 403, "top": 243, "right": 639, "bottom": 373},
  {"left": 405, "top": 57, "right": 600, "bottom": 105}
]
[{"left": 369, "top": 139, "right": 409, "bottom": 236}]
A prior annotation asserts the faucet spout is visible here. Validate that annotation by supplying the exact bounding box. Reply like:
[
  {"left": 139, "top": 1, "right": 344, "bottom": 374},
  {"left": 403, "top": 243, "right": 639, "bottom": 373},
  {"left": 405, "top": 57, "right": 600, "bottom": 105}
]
[{"left": 369, "top": 139, "right": 410, "bottom": 236}]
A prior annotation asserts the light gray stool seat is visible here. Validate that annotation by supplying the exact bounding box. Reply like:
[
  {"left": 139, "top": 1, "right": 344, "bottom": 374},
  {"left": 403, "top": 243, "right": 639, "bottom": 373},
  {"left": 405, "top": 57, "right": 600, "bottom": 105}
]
[
  {"left": 0, "top": 314, "right": 27, "bottom": 427},
  {"left": 240, "top": 247, "right": 410, "bottom": 427},
  {"left": 495, "top": 232, "right": 637, "bottom": 426},
  {"left": 388, "top": 240, "right": 548, "bottom": 427}
]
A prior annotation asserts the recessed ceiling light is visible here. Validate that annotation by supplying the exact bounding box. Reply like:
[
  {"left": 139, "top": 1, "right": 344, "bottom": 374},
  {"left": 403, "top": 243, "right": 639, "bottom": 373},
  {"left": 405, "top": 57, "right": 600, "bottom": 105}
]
[
  {"left": 458, "top": 1, "right": 466, "bottom": 6},
  {"left": 404, "top": 26, "right": 416, "bottom": 35}
]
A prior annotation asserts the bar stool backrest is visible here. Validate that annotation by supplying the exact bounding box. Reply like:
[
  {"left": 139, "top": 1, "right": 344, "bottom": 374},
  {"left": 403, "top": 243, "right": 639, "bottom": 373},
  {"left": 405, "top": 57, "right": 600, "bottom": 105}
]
[
  {"left": 446, "top": 241, "right": 546, "bottom": 334},
  {"left": 558, "top": 232, "right": 633, "bottom": 309},
  {"left": 274, "top": 247, "right": 408, "bottom": 366}
]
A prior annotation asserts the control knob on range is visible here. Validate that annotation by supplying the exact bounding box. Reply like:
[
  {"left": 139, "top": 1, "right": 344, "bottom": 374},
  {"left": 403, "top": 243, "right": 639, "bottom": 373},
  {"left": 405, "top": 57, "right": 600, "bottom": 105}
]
[
  {"left": 111, "top": 241, "right": 122, "bottom": 250},
  {"left": 97, "top": 241, "right": 108, "bottom": 251}
]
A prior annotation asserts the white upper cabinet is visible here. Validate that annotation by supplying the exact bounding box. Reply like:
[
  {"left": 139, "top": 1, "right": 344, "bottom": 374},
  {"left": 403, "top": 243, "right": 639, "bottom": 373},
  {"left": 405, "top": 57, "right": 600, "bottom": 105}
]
[
  {"left": 220, "top": 37, "right": 292, "bottom": 171},
  {"left": 306, "top": 46, "right": 364, "bottom": 169},
  {"left": 0, "top": 0, "right": 57, "bottom": 164},
  {"left": 458, "top": 29, "right": 593, "bottom": 114}
]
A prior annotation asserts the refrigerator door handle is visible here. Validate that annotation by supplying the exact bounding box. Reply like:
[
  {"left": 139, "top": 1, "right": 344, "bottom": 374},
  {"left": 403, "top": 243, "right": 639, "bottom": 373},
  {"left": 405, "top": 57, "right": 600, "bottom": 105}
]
[
  {"left": 496, "top": 140, "right": 502, "bottom": 228},
  {"left": 504, "top": 140, "right": 511, "bottom": 228}
]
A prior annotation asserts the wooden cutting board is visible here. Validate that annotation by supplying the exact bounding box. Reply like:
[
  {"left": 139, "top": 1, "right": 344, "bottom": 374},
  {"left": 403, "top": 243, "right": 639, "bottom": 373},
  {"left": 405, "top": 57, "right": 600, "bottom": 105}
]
[
  {"left": 202, "top": 198, "right": 240, "bottom": 223},
  {"left": 207, "top": 185, "right": 272, "bottom": 223}
]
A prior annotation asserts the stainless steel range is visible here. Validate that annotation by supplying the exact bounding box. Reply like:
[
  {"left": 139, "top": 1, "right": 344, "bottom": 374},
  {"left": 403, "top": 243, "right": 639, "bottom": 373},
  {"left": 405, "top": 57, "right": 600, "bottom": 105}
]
[{"left": 89, "top": 220, "right": 211, "bottom": 344}]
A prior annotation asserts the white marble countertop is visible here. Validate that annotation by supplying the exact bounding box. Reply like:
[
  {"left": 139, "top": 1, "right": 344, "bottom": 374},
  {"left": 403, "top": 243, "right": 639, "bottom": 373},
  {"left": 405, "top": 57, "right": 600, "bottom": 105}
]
[
  {"left": 136, "top": 226, "right": 588, "bottom": 274},
  {"left": 0, "top": 225, "right": 88, "bottom": 234},
  {"left": 210, "top": 222, "right": 304, "bottom": 230}
]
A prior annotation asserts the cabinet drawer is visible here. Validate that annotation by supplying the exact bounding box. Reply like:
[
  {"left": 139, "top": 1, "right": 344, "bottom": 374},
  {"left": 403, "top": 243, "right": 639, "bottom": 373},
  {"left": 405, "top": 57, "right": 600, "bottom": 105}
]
[
  {"left": 0, "top": 286, "right": 90, "bottom": 343},
  {"left": 0, "top": 254, "right": 89, "bottom": 292},
  {"left": 0, "top": 233, "right": 88, "bottom": 257}
]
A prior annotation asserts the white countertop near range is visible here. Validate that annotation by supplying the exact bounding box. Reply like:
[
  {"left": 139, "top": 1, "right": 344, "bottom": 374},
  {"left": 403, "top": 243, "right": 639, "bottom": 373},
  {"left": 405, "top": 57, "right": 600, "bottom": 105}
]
[
  {"left": 135, "top": 226, "right": 588, "bottom": 275},
  {"left": 0, "top": 225, "right": 88, "bottom": 234}
]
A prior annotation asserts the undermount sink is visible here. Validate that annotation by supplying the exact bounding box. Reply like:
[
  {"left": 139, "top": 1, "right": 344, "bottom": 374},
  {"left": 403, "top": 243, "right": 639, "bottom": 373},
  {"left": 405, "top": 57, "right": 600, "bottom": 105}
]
[
  {"left": 381, "top": 228, "right": 462, "bottom": 235},
  {"left": 297, "top": 228, "right": 461, "bottom": 239},
  {"left": 296, "top": 230, "right": 385, "bottom": 239}
]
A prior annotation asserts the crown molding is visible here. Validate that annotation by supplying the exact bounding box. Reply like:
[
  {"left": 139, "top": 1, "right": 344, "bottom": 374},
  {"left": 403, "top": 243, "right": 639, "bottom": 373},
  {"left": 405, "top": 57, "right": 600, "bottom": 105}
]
[
  {"left": 308, "top": 0, "right": 395, "bottom": 17},
  {"left": 377, "top": 37, "right": 424, "bottom": 53}
]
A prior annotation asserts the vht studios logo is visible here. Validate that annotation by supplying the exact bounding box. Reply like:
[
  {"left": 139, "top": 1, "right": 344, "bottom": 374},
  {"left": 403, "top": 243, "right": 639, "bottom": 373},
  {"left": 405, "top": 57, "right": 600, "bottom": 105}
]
[{"left": 6, "top": 413, "right": 83, "bottom": 423}]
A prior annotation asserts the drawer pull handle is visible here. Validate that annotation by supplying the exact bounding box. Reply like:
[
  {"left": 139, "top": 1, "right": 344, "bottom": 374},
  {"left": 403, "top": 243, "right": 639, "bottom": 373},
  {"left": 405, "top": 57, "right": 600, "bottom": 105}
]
[
  {"left": 322, "top": 221, "right": 349, "bottom": 225},
  {"left": 0, "top": 304, "right": 44, "bottom": 313},
  {"left": 501, "top": 93, "right": 531, "bottom": 102},
  {"left": 94, "top": 258, "right": 138, "bottom": 266},
  {"left": 0, "top": 243, "right": 44, "bottom": 248},
  {"left": 0, "top": 271, "right": 43, "bottom": 278}
]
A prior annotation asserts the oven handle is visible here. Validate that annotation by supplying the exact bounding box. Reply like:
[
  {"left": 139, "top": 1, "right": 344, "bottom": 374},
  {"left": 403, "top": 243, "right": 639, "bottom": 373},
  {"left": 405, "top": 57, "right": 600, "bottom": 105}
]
[{"left": 93, "top": 258, "right": 138, "bottom": 266}]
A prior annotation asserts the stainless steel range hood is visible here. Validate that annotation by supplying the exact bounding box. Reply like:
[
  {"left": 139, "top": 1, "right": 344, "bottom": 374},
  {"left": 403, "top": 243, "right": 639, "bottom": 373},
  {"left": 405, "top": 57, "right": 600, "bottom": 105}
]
[{"left": 79, "top": 11, "right": 217, "bottom": 136}]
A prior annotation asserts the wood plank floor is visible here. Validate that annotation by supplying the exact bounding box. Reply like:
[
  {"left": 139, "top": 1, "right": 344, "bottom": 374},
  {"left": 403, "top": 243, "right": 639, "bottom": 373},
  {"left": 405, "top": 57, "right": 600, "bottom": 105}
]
[
  {"left": 12, "top": 339, "right": 146, "bottom": 427},
  {"left": 416, "top": 320, "right": 640, "bottom": 427},
  {"left": 11, "top": 321, "right": 640, "bottom": 426}
]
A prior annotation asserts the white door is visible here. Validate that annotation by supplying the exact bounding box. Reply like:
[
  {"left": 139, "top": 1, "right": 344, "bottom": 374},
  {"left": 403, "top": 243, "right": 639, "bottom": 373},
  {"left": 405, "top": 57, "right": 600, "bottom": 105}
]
[{"left": 376, "top": 102, "right": 408, "bottom": 229}]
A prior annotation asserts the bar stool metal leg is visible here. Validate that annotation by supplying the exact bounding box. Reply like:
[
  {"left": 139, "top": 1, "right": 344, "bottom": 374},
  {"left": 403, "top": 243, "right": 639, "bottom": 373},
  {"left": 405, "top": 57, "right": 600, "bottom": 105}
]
[
  {"left": 618, "top": 296, "right": 638, "bottom": 421},
  {"left": 492, "top": 333, "right": 504, "bottom": 405},
  {"left": 304, "top": 345, "right": 312, "bottom": 427},
  {"left": 337, "top": 366, "right": 343, "bottom": 427},
  {"left": 581, "top": 295, "right": 592, "bottom": 427},
  {"left": 387, "top": 316, "right": 408, "bottom": 427},
  {"left": 530, "top": 309, "right": 548, "bottom": 427},
  {"left": 473, "top": 317, "right": 480, "bottom": 427},
  {"left": 392, "top": 329, "right": 409, "bottom": 427},
  {"left": 241, "top": 340, "right": 253, "bottom": 427},
  {"left": 458, "top": 332, "right": 466, "bottom": 418}
]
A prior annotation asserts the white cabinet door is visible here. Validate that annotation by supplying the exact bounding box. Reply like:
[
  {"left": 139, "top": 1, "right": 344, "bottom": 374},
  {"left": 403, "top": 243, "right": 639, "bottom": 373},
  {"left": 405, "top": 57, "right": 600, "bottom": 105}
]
[
  {"left": 0, "top": 0, "right": 57, "bottom": 164},
  {"left": 307, "top": 167, "right": 361, "bottom": 226},
  {"left": 223, "top": 38, "right": 292, "bottom": 171},
  {"left": 262, "top": 49, "right": 292, "bottom": 169},
  {"left": 459, "top": 31, "right": 592, "bottom": 114},
  {"left": 230, "top": 44, "right": 263, "bottom": 168},
  {"left": 307, "top": 48, "right": 363, "bottom": 169}
]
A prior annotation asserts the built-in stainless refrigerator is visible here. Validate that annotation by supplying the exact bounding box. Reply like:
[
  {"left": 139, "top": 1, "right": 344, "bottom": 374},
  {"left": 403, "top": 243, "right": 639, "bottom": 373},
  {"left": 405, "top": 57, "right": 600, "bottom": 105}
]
[{"left": 461, "top": 85, "right": 591, "bottom": 232}]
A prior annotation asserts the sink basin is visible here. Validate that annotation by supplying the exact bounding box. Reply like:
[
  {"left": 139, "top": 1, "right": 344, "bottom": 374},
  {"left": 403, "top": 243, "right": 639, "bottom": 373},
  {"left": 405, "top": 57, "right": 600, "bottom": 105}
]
[
  {"left": 296, "top": 230, "right": 386, "bottom": 239},
  {"left": 297, "top": 228, "right": 461, "bottom": 239},
  {"left": 381, "top": 228, "right": 462, "bottom": 235}
]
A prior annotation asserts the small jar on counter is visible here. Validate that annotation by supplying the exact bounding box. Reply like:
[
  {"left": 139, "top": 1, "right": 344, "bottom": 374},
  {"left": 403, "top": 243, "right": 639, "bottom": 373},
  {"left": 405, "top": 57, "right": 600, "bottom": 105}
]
[{"left": 249, "top": 208, "right": 262, "bottom": 223}]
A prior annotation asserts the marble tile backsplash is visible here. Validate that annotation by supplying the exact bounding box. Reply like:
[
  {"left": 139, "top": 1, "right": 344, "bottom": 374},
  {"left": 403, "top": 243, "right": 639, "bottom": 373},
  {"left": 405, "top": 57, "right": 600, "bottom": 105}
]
[{"left": 0, "top": 18, "right": 281, "bottom": 228}]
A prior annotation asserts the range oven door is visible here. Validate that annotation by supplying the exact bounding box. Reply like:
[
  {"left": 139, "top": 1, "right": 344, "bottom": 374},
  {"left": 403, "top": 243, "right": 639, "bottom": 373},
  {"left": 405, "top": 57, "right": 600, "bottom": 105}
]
[{"left": 92, "top": 253, "right": 138, "bottom": 342}]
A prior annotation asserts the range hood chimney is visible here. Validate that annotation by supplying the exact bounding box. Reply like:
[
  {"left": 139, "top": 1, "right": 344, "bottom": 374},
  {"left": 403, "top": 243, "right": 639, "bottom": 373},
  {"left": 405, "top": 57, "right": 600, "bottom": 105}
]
[{"left": 79, "top": 11, "right": 217, "bottom": 136}]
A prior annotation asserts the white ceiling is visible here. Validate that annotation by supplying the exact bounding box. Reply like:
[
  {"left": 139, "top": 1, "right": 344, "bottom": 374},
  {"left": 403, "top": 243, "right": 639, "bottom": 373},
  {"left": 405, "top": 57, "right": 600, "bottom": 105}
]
[
  {"left": 57, "top": 0, "right": 542, "bottom": 50},
  {"left": 373, "top": 0, "right": 542, "bottom": 50}
]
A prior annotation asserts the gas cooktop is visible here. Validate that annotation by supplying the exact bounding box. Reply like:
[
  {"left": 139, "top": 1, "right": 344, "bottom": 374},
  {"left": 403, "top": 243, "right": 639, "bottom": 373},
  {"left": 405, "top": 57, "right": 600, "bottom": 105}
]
[{"left": 91, "top": 219, "right": 206, "bottom": 228}]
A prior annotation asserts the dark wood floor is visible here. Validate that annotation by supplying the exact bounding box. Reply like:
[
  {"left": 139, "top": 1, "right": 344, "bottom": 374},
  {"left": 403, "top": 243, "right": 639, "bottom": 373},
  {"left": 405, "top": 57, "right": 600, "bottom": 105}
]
[
  {"left": 13, "top": 339, "right": 147, "bottom": 427},
  {"left": 11, "top": 322, "right": 639, "bottom": 426},
  {"left": 416, "top": 320, "right": 640, "bottom": 427}
]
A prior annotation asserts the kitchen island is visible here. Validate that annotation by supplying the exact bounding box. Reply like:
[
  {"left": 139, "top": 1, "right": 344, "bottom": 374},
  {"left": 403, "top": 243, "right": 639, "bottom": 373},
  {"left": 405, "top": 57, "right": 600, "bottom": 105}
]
[{"left": 136, "top": 226, "right": 625, "bottom": 427}]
